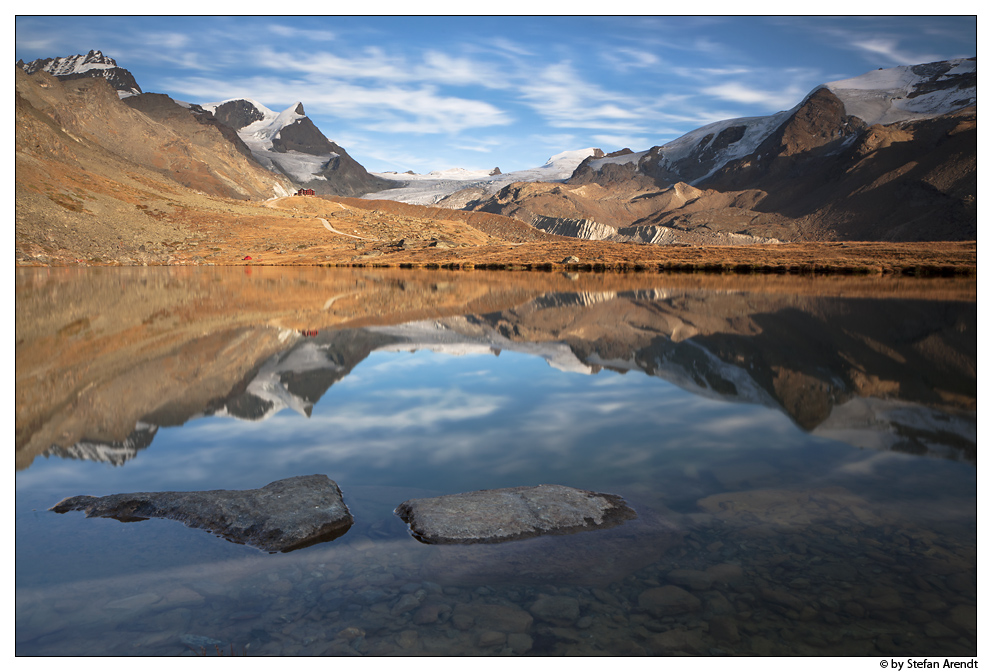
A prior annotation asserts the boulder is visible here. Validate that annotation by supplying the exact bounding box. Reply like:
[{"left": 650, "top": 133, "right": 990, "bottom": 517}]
[
  {"left": 50, "top": 474, "right": 353, "bottom": 553},
  {"left": 394, "top": 484, "right": 636, "bottom": 544}
]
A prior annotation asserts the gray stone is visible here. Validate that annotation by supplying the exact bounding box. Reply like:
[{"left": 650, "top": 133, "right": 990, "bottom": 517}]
[
  {"left": 529, "top": 595, "right": 581, "bottom": 626},
  {"left": 704, "top": 563, "right": 744, "bottom": 585},
  {"left": 647, "top": 628, "right": 706, "bottom": 655},
  {"left": 477, "top": 630, "right": 506, "bottom": 647},
  {"left": 318, "top": 639, "right": 361, "bottom": 656},
  {"left": 452, "top": 603, "right": 533, "bottom": 634},
  {"left": 507, "top": 633, "right": 533, "bottom": 654},
  {"left": 705, "top": 592, "right": 736, "bottom": 615},
  {"left": 761, "top": 587, "right": 804, "bottom": 612},
  {"left": 638, "top": 585, "right": 702, "bottom": 617},
  {"left": 396, "top": 629, "right": 419, "bottom": 649},
  {"left": 394, "top": 484, "right": 636, "bottom": 544},
  {"left": 709, "top": 615, "right": 740, "bottom": 643},
  {"left": 860, "top": 586, "right": 904, "bottom": 611},
  {"left": 390, "top": 592, "right": 423, "bottom": 617},
  {"left": 667, "top": 569, "right": 713, "bottom": 591},
  {"left": 412, "top": 602, "right": 449, "bottom": 625},
  {"left": 51, "top": 475, "right": 353, "bottom": 553}
]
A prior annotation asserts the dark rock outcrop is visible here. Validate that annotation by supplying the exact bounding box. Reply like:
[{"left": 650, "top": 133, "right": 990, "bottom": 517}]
[
  {"left": 209, "top": 99, "right": 266, "bottom": 131},
  {"left": 395, "top": 484, "right": 637, "bottom": 544},
  {"left": 270, "top": 113, "right": 338, "bottom": 155},
  {"left": 50, "top": 474, "right": 353, "bottom": 552}
]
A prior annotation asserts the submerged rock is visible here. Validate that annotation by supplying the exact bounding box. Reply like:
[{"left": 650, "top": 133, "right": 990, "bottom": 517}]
[
  {"left": 50, "top": 474, "right": 353, "bottom": 553},
  {"left": 394, "top": 484, "right": 637, "bottom": 544}
]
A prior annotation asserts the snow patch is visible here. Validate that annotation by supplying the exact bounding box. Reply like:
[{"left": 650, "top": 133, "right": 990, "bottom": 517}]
[
  {"left": 367, "top": 148, "right": 600, "bottom": 205},
  {"left": 826, "top": 58, "right": 976, "bottom": 126}
]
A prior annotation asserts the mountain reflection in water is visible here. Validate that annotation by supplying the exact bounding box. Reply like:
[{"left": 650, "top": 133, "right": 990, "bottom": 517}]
[
  {"left": 15, "top": 267, "right": 976, "bottom": 657},
  {"left": 18, "top": 267, "right": 975, "bottom": 469}
]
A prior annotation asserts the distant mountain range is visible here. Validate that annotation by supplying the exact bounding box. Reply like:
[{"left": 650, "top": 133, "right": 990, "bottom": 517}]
[{"left": 15, "top": 50, "right": 976, "bottom": 246}]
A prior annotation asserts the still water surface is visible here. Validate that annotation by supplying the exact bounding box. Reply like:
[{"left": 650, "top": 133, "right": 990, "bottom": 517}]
[{"left": 15, "top": 267, "right": 976, "bottom": 656}]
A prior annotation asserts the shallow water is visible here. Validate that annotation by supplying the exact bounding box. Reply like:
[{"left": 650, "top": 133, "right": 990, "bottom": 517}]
[{"left": 15, "top": 267, "right": 976, "bottom": 656}]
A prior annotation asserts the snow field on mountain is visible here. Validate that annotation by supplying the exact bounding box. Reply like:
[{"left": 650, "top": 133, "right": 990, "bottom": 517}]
[
  {"left": 201, "top": 98, "right": 337, "bottom": 183},
  {"left": 367, "top": 148, "right": 600, "bottom": 205},
  {"left": 825, "top": 58, "right": 976, "bottom": 126}
]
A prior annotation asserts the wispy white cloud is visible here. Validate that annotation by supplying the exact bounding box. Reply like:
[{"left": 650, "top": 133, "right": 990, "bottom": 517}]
[
  {"left": 249, "top": 45, "right": 510, "bottom": 90},
  {"left": 602, "top": 47, "right": 662, "bottom": 72},
  {"left": 478, "top": 36, "right": 536, "bottom": 58},
  {"left": 517, "top": 61, "right": 651, "bottom": 130},
  {"left": 163, "top": 74, "right": 512, "bottom": 135},
  {"left": 847, "top": 37, "right": 940, "bottom": 68},
  {"left": 142, "top": 32, "right": 193, "bottom": 50},
  {"left": 591, "top": 134, "right": 649, "bottom": 151},
  {"left": 269, "top": 24, "right": 337, "bottom": 42},
  {"left": 701, "top": 82, "right": 806, "bottom": 110},
  {"left": 670, "top": 65, "right": 752, "bottom": 79}
]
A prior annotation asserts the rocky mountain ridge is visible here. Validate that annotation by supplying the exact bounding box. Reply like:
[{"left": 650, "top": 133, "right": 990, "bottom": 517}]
[
  {"left": 17, "top": 49, "right": 142, "bottom": 96},
  {"left": 468, "top": 58, "right": 977, "bottom": 244},
  {"left": 13, "top": 51, "right": 978, "bottom": 265},
  {"left": 16, "top": 51, "right": 392, "bottom": 198}
]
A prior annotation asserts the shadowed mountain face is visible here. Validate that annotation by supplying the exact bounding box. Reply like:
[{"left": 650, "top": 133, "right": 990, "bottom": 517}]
[{"left": 15, "top": 267, "right": 975, "bottom": 471}]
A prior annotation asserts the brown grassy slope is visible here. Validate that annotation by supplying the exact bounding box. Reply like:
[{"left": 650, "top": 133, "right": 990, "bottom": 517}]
[
  {"left": 181, "top": 196, "right": 977, "bottom": 275},
  {"left": 14, "top": 67, "right": 292, "bottom": 265}
]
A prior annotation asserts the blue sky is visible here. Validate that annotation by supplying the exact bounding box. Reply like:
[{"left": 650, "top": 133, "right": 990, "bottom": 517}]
[{"left": 14, "top": 15, "right": 978, "bottom": 174}]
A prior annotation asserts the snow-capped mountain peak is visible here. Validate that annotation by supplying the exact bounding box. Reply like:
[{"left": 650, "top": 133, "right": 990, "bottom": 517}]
[
  {"left": 198, "top": 98, "right": 323, "bottom": 182},
  {"left": 202, "top": 99, "right": 307, "bottom": 141},
  {"left": 17, "top": 49, "right": 142, "bottom": 97},
  {"left": 572, "top": 57, "right": 976, "bottom": 189},
  {"left": 20, "top": 49, "right": 118, "bottom": 76},
  {"left": 198, "top": 97, "right": 390, "bottom": 195}
]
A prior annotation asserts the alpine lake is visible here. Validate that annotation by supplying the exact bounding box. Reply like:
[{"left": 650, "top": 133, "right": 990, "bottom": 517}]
[{"left": 15, "top": 265, "right": 977, "bottom": 657}]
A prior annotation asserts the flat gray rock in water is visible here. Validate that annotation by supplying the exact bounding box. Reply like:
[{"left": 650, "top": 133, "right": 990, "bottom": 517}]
[
  {"left": 50, "top": 474, "right": 353, "bottom": 553},
  {"left": 395, "top": 484, "right": 637, "bottom": 544}
]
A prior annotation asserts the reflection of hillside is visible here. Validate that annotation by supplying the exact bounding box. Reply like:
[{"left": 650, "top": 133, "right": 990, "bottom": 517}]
[
  {"left": 43, "top": 423, "right": 158, "bottom": 467},
  {"left": 15, "top": 266, "right": 567, "bottom": 470},
  {"left": 456, "top": 290, "right": 975, "bottom": 462},
  {"left": 214, "top": 330, "right": 402, "bottom": 421},
  {"left": 16, "top": 268, "right": 975, "bottom": 469}
]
